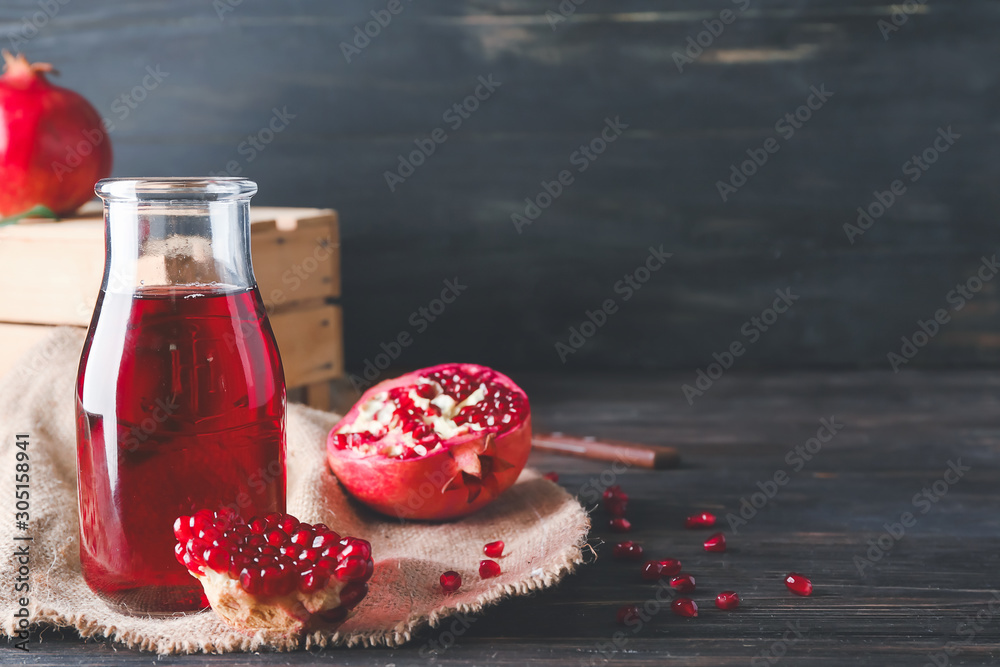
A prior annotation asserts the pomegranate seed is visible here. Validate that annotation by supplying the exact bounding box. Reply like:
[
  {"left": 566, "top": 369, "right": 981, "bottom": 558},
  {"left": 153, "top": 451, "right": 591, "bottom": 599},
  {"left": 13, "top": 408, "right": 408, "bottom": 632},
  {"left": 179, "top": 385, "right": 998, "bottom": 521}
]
[
  {"left": 640, "top": 560, "right": 664, "bottom": 581},
  {"left": 684, "top": 512, "right": 716, "bottom": 529},
  {"left": 616, "top": 604, "right": 640, "bottom": 626},
  {"left": 543, "top": 472, "right": 559, "bottom": 483},
  {"left": 603, "top": 485, "right": 628, "bottom": 503},
  {"left": 204, "top": 547, "right": 230, "bottom": 571},
  {"left": 339, "top": 581, "right": 369, "bottom": 608},
  {"left": 657, "top": 559, "right": 682, "bottom": 576},
  {"left": 440, "top": 571, "right": 462, "bottom": 593},
  {"left": 609, "top": 517, "right": 631, "bottom": 533},
  {"left": 299, "top": 568, "right": 330, "bottom": 593},
  {"left": 239, "top": 568, "right": 262, "bottom": 594},
  {"left": 290, "top": 528, "right": 314, "bottom": 546},
  {"left": 671, "top": 598, "right": 698, "bottom": 617},
  {"left": 606, "top": 497, "right": 628, "bottom": 517},
  {"left": 785, "top": 572, "right": 813, "bottom": 596},
  {"left": 479, "top": 560, "right": 501, "bottom": 579},
  {"left": 415, "top": 384, "right": 436, "bottom": 399},
  {"left": 265, "top": 529, "right": 288, "bottom": 547},
  {"left": 716, "top": 591, "right": 740, "bottom": 610},
  {"left": 484, "top": 541, "right": 505, "bottom": 558},
  {"left": 334, "top": 557, "right": 369, "bottom": 581},
  {"left": 703, "top": 532, "right": 726, "bottom": 553},
  {"left": 612, "top": 541, "right": 644, "bottom": 560},
  {"left": 670, "top": 573, "right": 696, "bottom": 593}
]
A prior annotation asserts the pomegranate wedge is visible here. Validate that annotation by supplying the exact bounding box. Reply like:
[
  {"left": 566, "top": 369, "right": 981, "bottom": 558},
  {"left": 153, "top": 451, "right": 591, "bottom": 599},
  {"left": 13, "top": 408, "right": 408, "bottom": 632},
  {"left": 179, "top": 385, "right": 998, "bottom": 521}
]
[
  {"left": 174, "top": 510, "right": 372, "bottom": 635},
  {"left": 327, "top": 363, "right": 532, "bottom": 520}
]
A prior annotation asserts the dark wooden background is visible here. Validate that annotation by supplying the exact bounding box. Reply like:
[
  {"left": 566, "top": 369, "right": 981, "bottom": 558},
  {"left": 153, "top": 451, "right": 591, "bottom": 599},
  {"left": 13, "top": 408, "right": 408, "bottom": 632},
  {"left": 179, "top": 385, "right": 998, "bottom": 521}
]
[{"left": 4, "top": 0, "right": 999, "bottom": 372}]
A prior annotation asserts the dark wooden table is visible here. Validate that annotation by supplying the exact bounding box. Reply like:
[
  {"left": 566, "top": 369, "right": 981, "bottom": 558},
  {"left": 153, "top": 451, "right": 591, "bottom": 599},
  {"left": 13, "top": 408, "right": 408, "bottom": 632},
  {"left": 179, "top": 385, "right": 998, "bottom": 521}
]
[{"left": 11, "top": 370, "right": 1000, "bottom": 665}]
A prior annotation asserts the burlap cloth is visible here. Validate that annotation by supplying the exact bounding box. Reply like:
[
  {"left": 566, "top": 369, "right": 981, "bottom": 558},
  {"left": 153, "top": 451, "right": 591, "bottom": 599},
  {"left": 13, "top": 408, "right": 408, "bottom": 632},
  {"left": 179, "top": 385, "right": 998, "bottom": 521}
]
[{"left": 0, "top": 327, "right": 590, "bottom": 654}]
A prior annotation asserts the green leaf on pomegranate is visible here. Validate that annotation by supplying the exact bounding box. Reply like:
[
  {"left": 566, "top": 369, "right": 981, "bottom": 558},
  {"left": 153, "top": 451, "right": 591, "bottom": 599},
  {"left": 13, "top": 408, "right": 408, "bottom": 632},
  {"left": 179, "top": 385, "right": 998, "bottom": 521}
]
[{"left": 0, "top": 204, "right": 58, "bottom": 226}]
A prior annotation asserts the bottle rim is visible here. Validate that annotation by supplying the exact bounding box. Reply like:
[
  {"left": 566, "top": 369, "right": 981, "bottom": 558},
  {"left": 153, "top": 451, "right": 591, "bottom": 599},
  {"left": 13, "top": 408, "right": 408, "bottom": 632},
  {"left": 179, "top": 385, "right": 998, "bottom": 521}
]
[{"left": 95, "top": 178, "right": 258, "bottom": 202}]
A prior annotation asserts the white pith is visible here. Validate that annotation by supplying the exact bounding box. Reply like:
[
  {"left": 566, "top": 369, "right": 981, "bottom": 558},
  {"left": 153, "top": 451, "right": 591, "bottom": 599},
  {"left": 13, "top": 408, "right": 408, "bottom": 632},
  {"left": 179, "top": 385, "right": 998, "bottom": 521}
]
[
  {"left": 195, "top": 567, "right": 345, "bottom": 633},
  {"left": 341, "top": 380, "right": 489, "bottom": 457}
]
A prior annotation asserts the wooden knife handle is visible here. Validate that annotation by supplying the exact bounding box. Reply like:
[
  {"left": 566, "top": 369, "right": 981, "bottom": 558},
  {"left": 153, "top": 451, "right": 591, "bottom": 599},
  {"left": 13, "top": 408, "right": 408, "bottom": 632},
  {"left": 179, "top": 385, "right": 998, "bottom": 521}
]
[{"left": 532, "top": 433, "right": 680, "bottom": 469}]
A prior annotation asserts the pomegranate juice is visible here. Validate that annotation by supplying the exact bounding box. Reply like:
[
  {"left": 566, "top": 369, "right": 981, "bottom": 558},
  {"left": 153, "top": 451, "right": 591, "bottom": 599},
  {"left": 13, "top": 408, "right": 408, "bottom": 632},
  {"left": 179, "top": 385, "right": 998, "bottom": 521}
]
[{"left": 76, "top": 285, "right": 285, "bottom": 614}]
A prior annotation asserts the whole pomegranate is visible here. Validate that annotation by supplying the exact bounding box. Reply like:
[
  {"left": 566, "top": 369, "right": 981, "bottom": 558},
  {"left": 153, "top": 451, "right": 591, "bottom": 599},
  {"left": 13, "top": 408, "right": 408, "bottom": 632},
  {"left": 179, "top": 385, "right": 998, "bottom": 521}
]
[
  {"left": 174, "top": 509, "right": 373, "bottom": 635},
  {"left": 327, "top": 363, "right": 532, "bottom": 520},
  {"left": 0, "top": 51, "right": 112, "bottom": 218}
]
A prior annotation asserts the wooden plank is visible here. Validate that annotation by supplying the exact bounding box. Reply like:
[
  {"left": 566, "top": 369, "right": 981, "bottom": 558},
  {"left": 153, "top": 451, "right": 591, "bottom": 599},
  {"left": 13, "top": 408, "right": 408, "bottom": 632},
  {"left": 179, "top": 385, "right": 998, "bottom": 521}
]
[
  {"left": 252, "top": 211, "right": 341, "bottom": 312},
  {"left": 269, "top": 304, "right": 344, "bottom": 386},
  {"left": 302, "top": 380, "right": 331, "bottom": 411}
]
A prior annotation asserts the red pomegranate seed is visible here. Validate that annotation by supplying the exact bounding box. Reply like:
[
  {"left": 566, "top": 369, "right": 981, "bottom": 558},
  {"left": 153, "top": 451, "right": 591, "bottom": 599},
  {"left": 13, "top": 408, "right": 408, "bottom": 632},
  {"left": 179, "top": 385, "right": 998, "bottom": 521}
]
[
  {"left": 609, "top": 517, "right": 631, "bottom": 533},
  {"left": 657, "top": 558, "right": 681, "bottom": 576},
  {"left": 603, "top": 485, "right": 628, "bottom": 503},
  {"left": 785, "top": 572, "right": 813, "bottom": 596},
  {"left": 671, "top": 597, "right": 698, "bottom": 617},
  {"left": 484, "top": 541, "right": 505, "bottom": 558},
  {"left": 606, "top": 497, "right": 628, "bottom": 517},
  {"left": 670, "top": 573, "right": 696, "bottom": 593},
  {"left": 716, "top": 591, "right": 740, "bottom": 610},
  {"left": 616, "top": 604, "right": 640, "bottom": 625},
  {"left": 685, "top": 512, "right": 717, "bottom": 529},
  {"left": 640, "top": 560, "right": 664, "bottom": 581},
  {"left": 440, "top": 571, "right": 462, "bottom": 593},
  {"left": 543, "top": 471, "right": 559, "bottom": 482},
  {"left": 479, "top": 560, "right": 501, "bottom": 579},
  {"left": 703, "top": 532, "right": 726, "bottom": 552},
  {"left": 612, "top": 541, "right": 644, "bottom": 560}
]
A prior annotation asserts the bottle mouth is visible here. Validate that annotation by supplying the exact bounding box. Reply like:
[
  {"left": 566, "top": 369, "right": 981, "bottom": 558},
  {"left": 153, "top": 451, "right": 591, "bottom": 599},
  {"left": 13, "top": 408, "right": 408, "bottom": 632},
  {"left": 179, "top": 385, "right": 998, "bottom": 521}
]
[{"left": 96, "top": 178, "right": 258, "bottom": 202}]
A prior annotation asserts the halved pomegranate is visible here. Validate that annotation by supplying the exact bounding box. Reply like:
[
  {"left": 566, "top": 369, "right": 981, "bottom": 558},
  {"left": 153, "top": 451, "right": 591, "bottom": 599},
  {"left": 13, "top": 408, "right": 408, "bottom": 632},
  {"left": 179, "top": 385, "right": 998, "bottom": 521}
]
[
  {"left": 327, "top": 363, "right": 532, "bottom": 520},
  {"left": 173, "top": 510, "right": 372, "bottom": 635}
]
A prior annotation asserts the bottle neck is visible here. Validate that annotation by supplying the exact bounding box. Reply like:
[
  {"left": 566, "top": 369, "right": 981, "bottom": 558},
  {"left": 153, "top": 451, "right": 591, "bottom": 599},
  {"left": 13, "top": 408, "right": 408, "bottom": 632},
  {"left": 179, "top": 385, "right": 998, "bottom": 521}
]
[{"left": 103, "top": 199, "right": 255, "bottom": 295}]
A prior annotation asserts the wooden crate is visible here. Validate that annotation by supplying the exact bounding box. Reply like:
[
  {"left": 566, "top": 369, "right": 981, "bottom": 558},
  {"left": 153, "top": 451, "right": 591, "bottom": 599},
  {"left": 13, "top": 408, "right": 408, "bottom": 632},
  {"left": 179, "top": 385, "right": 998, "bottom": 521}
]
[{"left": 0, "top": 204, "right": 343, "bottom": 409}]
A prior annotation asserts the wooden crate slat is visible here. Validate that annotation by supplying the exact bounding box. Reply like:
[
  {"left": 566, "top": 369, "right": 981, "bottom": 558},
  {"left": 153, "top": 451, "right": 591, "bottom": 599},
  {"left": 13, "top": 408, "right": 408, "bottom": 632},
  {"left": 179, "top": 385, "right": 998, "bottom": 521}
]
[{"left": 0, "top": 207, "right": 340, "bottom": 326}]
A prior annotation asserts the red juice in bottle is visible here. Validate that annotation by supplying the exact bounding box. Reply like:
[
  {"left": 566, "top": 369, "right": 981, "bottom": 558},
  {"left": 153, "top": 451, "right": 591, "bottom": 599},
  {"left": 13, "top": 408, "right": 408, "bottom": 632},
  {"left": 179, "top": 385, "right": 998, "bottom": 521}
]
[{"left": 76, "top": 284, "right": 285, "bottom": 614}]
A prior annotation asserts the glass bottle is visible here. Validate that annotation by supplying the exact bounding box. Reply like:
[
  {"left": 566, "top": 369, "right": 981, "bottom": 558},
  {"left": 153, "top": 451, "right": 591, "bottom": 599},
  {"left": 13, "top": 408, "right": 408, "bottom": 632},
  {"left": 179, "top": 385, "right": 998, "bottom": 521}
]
[{"left": 76, "top": 178, "right": 286, "bottom": 615}]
